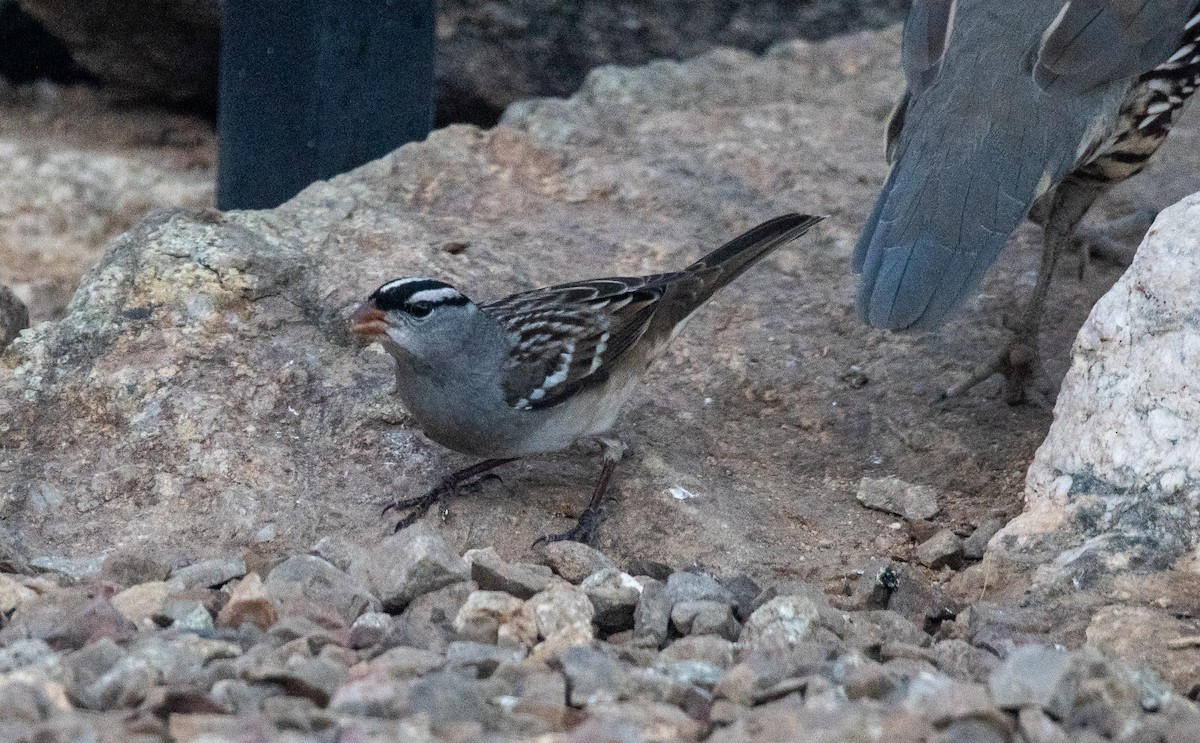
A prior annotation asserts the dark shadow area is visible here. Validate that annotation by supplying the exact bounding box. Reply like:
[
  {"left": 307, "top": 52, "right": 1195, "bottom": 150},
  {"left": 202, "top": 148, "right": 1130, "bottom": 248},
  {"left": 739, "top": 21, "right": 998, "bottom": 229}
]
[
  {"left": 0, "top": 1, "right": 91, "bottom": 84},
  {"left": 1, "top": 0, "right": 912, "bottom": 128}
]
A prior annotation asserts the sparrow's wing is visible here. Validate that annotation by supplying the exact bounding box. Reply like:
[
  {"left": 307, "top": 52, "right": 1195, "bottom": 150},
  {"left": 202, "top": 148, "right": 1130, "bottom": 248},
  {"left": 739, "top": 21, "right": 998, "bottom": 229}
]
[{"left": 482, "top": 278, "right": 669, "bottom": 410}]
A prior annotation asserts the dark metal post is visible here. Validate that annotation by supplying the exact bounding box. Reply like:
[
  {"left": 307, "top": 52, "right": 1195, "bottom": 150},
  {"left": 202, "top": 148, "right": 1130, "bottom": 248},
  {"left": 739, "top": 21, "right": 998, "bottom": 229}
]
[{"left": 217, "top": 0, "right": 435, "bottom": 210}]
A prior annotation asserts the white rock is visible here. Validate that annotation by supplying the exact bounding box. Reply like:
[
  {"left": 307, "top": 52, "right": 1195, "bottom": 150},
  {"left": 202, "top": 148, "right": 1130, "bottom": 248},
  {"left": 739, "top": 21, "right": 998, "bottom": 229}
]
[
  {"left": 997, "top": 192, "right": 1200, "bottom": 584},
  {"left": 0, "top": 574, "right": 36, "bottom": 614}
]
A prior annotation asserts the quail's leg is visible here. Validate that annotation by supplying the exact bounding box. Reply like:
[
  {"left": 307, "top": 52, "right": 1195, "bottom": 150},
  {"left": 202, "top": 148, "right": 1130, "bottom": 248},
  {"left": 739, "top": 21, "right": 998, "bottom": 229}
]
[
  {"left": 940, "top": 235, "right": 1060, "bottom": 405},
  {"left": 941, "top": 178, "right": 1109, "bottom": 405},
  {"left": 534, "top": 438, "right": 626, "bottom": 546},
  {"left": 384, "top": 457, "right": 516, "bottom": 532},
  {"left": 1072, "top": 208, "right": 1155, "bottom": 280}
]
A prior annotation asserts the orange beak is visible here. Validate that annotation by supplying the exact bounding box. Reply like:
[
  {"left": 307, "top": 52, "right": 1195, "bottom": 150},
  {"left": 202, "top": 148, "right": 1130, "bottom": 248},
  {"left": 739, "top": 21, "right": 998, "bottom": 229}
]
[{"left": 349, "top": 301, "right": 389, "bottom": 337}]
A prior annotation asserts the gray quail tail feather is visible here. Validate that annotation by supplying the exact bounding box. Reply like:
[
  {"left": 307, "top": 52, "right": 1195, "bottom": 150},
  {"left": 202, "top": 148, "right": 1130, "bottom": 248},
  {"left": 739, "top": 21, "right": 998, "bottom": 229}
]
[
  {"left": 854, "top": 0, "right": 1200, "bottom": 332},
  {"left": 853, "top": 3, "right": 1083, "bottom": 331},
  {"left": 853, "top": 98, "right": 1080, "bottom": 330}
]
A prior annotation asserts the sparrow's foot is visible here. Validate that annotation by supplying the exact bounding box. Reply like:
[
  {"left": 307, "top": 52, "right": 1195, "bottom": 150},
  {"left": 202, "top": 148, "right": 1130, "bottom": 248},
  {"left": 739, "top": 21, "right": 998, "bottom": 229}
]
[
  {"left": 382, "top": 457, "right": 516, "bottom": 532},
  {"left": 531, "top": 439, "right": 623, "bottom": 546},
  {"left": 533, "top": 502, "right": 608, "bottom": 546}
]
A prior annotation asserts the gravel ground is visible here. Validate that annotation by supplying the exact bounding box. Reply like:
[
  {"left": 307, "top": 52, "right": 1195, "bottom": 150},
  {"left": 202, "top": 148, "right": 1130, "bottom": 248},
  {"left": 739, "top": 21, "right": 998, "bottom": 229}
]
[{"left": 1, "top": 528, "right": 1197, "bottom": 742}]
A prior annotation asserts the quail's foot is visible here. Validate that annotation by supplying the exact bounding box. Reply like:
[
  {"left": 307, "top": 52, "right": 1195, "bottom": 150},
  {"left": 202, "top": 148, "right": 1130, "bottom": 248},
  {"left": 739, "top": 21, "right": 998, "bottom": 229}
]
[
  {"left": 940, "top": 206, "right": 1153, "bottom": 406},
  {"left": 939, "top": 317, "right": 1051, "bottom": 408},
  {"left": 384, "top": 458, "right": 515, "bottom": 532}
]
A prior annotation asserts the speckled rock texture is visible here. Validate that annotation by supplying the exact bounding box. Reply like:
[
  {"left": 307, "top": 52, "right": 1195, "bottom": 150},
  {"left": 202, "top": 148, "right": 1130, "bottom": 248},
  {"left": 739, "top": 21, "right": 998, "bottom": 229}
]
[
  {"left": 995, "top": 194, "right": 1200, "bottom": 587},
  {"left": 0, "top": 207, "right": 424, "bottom": 560},
  {"left": 985, "top": 194, "right": 1200, "bottom": 683},
  {"left": 0, "top": 80, "right": 215, "bottom": 323}
]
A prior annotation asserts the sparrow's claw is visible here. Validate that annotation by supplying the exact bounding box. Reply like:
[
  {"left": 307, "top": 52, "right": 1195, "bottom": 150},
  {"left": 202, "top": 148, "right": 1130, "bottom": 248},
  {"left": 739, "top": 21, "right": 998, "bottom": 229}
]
[
  {"left": 533, "top": 502, "right": 607, "bottom": 546},
  {"left": 381, "top": 458, "right": 517, "bottom": 533},
  {"left": 384, "top": 482, "right": 453, "bottom": 532}
]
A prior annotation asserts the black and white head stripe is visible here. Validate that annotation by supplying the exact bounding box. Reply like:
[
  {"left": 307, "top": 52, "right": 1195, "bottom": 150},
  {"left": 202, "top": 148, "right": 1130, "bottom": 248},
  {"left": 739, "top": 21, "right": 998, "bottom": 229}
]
[{"left": 370, "top": 277, "right": 470, "bottom": 314}]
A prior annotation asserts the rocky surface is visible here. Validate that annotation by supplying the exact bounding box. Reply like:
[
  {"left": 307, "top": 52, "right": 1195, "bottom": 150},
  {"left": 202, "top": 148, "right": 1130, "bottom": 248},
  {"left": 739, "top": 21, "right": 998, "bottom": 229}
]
[
  {"left": 2, "top": 26, "right": 1199, "bottom": 590},
  {"left": 14, "top": 0, "right": 911, "bottom": 122},
  {"left": 0, "top": 282, "right": 27, "bottom": 349},
  {"left": 1, "top": 534, "right": 1197, "bottom": 742},
  {"left": 0, "top": 79, "right": 214, "bottom": 324}
]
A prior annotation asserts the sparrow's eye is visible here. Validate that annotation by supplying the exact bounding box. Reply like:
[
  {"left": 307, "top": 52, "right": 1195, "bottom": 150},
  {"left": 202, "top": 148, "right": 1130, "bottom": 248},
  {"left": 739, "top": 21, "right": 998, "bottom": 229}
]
[{"left": 405, "top": 302, "right": 433, "bottom": 318}]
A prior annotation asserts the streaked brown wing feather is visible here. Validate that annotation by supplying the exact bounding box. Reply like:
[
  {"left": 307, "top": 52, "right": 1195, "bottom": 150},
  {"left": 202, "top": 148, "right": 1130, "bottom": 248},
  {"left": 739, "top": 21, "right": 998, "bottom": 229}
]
[{"left": 482, "top": 278, "right": 669, "bottom": 410}]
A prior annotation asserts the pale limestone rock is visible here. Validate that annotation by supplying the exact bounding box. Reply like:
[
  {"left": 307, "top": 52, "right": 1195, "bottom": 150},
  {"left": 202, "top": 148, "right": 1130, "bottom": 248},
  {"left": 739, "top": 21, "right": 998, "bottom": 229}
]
[
  {"left": 110, "top": 581, "right": 170, "bottom": 625},
  {"left": 996, "top": 192, "right": 1200, "bottom": 588}
]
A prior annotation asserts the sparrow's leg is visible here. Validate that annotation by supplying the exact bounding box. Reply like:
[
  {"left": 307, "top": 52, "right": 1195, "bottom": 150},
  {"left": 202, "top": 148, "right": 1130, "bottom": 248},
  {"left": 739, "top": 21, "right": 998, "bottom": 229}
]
[
  {"left": 534, "top": 437, "right": 626, "bottom": 546},
  {"left": 384, "top": 457, "right": 517, "bottom": 532}
]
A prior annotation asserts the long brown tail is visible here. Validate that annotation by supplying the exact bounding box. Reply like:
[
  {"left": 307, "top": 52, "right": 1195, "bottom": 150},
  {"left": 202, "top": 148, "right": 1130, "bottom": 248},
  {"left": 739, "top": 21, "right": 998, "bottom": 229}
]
[{"left": 685, "top": 213, "right": 824, "bottom": 302}]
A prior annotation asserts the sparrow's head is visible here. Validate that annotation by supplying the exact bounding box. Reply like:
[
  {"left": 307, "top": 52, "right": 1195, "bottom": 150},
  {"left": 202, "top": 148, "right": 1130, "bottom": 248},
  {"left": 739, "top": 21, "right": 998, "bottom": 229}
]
[{"left": 350, "top": 277, "right": 480, "bottom": 361}]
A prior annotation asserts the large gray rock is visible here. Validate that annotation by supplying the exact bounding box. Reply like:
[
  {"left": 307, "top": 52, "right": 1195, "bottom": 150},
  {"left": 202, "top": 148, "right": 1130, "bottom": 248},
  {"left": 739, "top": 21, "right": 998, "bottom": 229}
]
[{"left": 993, "top": 193, "right": 1200, "bottom": 596}]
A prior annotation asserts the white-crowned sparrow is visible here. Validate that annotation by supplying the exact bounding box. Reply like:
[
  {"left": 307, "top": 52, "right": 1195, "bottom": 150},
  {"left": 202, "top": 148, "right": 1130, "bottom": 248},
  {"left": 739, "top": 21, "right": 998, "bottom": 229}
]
[{"left": 351, "top": 213, "right": 823, "bottom": 542}]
